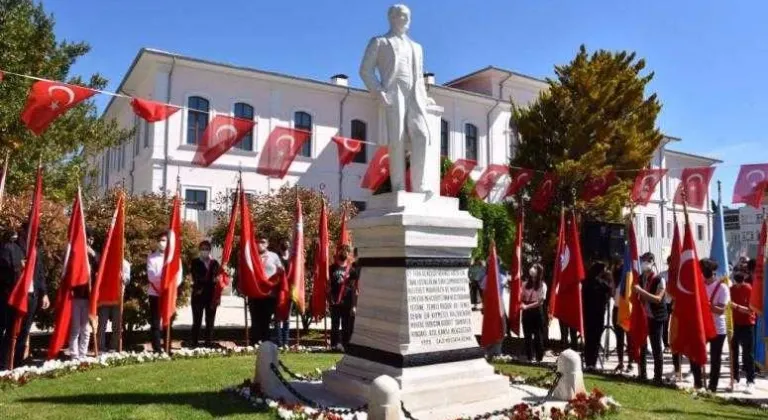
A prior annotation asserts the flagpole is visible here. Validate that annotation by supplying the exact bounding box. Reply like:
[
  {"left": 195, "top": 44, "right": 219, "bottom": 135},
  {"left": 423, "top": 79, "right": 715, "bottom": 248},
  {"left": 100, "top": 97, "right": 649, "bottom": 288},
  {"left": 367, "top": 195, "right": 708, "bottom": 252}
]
[
  {"left": 165, "top": 174, "right": 181, "bottom": 355},
  {"left": 682, "top": 189, "right": 708, "bottom": 390},
  {"left": 117, "top": 190, "right": 126, "bottom": 353},
  {"left": 717, "top": 181, "right": 735, "bottom": 391},
  {"left": 0, "top": 150, "right": 9, "bottom": 211}
]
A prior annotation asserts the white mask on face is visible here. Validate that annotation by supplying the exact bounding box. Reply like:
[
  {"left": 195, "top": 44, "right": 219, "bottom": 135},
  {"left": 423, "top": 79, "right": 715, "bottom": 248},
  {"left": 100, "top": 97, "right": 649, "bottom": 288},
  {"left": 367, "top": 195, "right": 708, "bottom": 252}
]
[
  {"left": 641, "top": 262, "right": 653, "bottom": 272},
  {"left": 158, "top": 239, "right": 167, "bottom": 252},
  {"left": 528, "top": 268, "right": 538, "bottom": 277}
]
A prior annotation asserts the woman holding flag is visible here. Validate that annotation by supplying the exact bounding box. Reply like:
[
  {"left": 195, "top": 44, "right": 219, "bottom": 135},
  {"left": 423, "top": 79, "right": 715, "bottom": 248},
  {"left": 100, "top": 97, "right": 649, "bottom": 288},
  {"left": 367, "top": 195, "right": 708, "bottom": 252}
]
[{"left": 632, "top": 252, "right": 667, "bottom": 384}]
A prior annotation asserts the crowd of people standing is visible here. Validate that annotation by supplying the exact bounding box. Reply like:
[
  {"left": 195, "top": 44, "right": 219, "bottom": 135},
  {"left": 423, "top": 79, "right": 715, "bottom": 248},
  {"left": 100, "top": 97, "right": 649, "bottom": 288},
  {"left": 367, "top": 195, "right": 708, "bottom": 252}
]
[{"left": 472, "top": 253, "right": 761, "bottom": 394}]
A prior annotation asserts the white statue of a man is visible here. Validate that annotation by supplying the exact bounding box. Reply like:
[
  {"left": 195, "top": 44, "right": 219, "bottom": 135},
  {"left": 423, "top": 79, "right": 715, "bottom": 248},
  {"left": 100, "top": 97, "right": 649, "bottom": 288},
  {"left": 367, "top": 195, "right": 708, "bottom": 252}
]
[{"left": 360, "top": 4, "right": 436, "bottom": 194}]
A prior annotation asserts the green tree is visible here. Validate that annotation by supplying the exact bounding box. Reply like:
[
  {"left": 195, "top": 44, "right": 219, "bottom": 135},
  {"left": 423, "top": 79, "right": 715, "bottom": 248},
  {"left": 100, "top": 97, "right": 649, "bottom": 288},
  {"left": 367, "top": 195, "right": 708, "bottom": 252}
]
[
  {"left": 512, "top": 45, "right": 663, "bottom": 268},
  {"left": 0, "top": 0, "right": 130, "bottom": 201}
]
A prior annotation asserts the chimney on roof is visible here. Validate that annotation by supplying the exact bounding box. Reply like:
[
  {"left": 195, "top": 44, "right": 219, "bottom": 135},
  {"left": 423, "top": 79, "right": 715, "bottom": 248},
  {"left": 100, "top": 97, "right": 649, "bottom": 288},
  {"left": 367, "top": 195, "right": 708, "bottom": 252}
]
[
  {"left": 424, "top": 72, "right": 435, "bottom": 85},
  {"left": 331, "top": 74, "right": 349, "bottom": 87}
]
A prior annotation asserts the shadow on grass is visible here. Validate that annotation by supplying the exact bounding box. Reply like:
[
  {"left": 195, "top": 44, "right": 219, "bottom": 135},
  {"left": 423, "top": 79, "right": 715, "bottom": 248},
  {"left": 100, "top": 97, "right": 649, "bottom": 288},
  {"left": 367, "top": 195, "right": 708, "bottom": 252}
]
[
  {"left": 19, "top": 391, "right": 261, "bottom": 417},
  {"left": 649, "top": 408, "right": 765, "bottom": 420}
]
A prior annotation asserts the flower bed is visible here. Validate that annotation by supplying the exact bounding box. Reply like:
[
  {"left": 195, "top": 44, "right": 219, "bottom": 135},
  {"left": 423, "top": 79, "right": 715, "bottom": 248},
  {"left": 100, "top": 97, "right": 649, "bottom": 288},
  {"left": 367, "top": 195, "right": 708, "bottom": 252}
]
[
  {"left": 225, "top": 379, "right": 619, "bottom": 420},
  {"left": 0, "top": 344, "right": 334, "bottom": 389}
]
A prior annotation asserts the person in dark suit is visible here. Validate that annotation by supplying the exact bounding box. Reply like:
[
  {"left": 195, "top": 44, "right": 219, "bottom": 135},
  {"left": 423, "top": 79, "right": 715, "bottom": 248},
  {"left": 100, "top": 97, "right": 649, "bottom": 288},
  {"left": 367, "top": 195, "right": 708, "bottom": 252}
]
[
  {"left": 189, "top": 240, "right": 220, "bottom": 347},
  {"left": 0, "top": 223, "right": 49, "bottom": 369},
  {"left": 582, "top": 261, "right": 613, "bottom": 371}
]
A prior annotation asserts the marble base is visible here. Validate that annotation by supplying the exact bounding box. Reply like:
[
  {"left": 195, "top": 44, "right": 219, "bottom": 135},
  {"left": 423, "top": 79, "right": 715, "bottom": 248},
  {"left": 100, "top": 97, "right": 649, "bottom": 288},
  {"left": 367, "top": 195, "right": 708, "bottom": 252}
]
[{"left": 321, "top": 192, "right": 515, "bottom": 419}]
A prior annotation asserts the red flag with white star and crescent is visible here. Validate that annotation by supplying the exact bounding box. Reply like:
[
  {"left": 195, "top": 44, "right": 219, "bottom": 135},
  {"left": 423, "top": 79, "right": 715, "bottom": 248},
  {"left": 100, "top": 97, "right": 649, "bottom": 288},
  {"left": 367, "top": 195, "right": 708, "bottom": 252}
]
[
  {"left": 673, "top": 166, "right": 716, "bottom": 209},
  {"left": 159, "top": 194, "right": 183, "bottom": 329},
  {"left": 192, "top": 115, "right": 255, "bottom": 167},
  {"left": 630, "top": 168, "right": 668, "bottom": 206},
  {"left": 440, "top": 159, "right": 477, "bottom": 197},
  {"left": 732, "top": 163, "right": 768, "bottom": 209},
  {"left": 531, "top": 172, "right": 558, "bottom": 212},
  {"left": 131, "top": 98, "right": 181, "bottom": 123},
  {"left": 360, "top": 147, "right": 390, "bottom": 191},
  {"left": 256, "top": 127, "right": 311, "bottom": 179},
  {"left": 503, "top": 169, "right": 533, "bottom": 198},
  {"left": 332, "top": 136, "right": 364, "bottom": 168},
  {"left": 21, "top": 80, "right": 96, "bottom": 135},
  {"left": 471, "top": 164, "right": 508, "bottom": 200},
  {"left": 581, "top": 171, "right": 617, "bottom": 202}
]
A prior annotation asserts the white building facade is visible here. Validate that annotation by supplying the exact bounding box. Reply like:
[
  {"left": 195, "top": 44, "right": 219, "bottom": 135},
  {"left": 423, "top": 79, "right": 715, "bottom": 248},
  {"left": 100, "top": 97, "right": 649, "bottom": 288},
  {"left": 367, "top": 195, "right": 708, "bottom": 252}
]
[{"left": 94, "top": 48, "right": 718, "bottom": 264}]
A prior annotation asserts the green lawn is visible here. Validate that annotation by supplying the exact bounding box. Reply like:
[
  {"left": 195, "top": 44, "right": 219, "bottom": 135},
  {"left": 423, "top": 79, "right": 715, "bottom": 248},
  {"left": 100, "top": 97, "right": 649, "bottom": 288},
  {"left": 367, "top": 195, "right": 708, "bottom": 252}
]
[{"left": 0, "top": 354, "right": 763, "bottom": 419}]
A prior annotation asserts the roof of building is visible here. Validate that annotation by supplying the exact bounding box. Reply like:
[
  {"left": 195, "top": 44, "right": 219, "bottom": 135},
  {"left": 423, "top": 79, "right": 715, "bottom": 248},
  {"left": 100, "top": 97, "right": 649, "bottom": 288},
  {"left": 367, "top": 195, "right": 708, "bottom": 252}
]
[
  {"left": 665, "top": 148, "right": 723, "bottom": 164},
  {"left": 443, "top": 65, "right": 547, "bottom": 87}
]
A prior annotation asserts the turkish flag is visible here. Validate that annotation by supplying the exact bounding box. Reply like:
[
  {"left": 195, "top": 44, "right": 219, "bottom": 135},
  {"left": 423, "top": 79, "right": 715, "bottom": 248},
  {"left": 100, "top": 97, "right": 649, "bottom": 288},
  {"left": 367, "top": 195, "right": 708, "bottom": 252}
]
[
  {"left": 554, "top": 212, "right": 585, "bottom": 334},
  {"left": 440, "top": 159, "right": 477, "bottom": 197},
  {"left": 8, "top": 166, "right": 43, "bottom": 316},
  {"left": 214, "top": 180, "right": 240, "bottom": 306},
  {"left": 90, "top": 191, "right": 126, "bottom": 316},
  {"left": 481, "top": 240, "right": 505, "bottom": 347},
  {"left": 336, "top": 208, "right": 351, "bottom": 256},
  {"left": 547, "top": 210, "right": 566, "bottom": 319},
  {"left": 673, "top": 217, "right": 715, "bottom": 365},
  {"left": 256, "top": 127, "right": 310, "bottom": 179},
  {"left": 508, "top": 207, "right": 524, "bottom": 336},
  {"left": 626, "top": 222, "right": 648, "bottom": 361},
  {"left": 192, "top": 115, "right": 255, "bottom": 167},
  {"left": 159, "top": 195, "right": 183, "bottom": 328},
  {"left": 750, "top": 220, "right": 767, "bottom": 314},
  {"left": 471, "top": 164, "right": 508, "bottom": 200},
  {"left": 332, "top": 136, "right": 364, "bottom": 168},
  {"left": 48, "top": 188, "right": 91, "bottom": 359},
  {"left": 288, "top": 197, "right": 306, "bottom": 314},
  {"left": 667, "top": 218, "right": 682, "bottom": 300},
  {"left": 21, "top": 80, "right": 96, "bottom": 135},
  {"left": 631, "top": 169, "right": 668, "bottom": 206},
  {"left": 311, "top": 200, "right": 330, "bottom": 321},
  {"left": 360, "top": 147, "right": 390, "bottom": 190},
  {"left": 674, "top": 167, "right": 716, "bottom": 209},
  {"left": 503, "top": 169, "right": 533, "bottom": 198},
  {"left": 237, "top": 185, "right": 272, "bottom": 298},
  {"left": 131, "top": 98, "right": 180, "bottom": 123},
  {"left": 531, "top": 172, "right": 558, "bottom": 212},
  {"left": 733, "top": 164, "right": 768, "bottom": 209},
  {"left": 581, "top": 171, "right": 617, "bottom": 202}
]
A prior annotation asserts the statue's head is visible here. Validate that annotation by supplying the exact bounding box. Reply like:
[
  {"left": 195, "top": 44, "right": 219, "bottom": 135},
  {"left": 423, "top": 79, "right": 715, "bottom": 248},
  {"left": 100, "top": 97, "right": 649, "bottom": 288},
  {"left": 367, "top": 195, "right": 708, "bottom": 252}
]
[{"left": 388, "top": 4, "right": 411, "bottom": 35}]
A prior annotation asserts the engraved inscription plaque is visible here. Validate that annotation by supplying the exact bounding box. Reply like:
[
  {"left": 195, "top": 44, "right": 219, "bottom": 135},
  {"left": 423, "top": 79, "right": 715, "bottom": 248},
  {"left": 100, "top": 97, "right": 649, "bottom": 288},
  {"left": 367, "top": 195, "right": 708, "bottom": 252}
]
[{"left": 406, "top": 268, "right": 476, "bottom": 349}]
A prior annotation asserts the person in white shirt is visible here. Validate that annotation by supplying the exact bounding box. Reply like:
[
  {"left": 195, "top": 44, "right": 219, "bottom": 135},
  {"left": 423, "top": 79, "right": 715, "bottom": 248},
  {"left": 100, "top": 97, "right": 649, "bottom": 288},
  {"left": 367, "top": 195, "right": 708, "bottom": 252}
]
[
  {"left": 247, "top": 234, "right": 284, "bottom": 344},
  {"left": 691, "top": 258, "right": 730, "bottom": 392},
  {"left": 146, "top": 233, "right": 168, "bottom": 353},
  {"left": 521, "top": 263, "right": 547, "bottom": 362},
  {"left": 97, "top": 257, "right": 131, "bottom": 352}
]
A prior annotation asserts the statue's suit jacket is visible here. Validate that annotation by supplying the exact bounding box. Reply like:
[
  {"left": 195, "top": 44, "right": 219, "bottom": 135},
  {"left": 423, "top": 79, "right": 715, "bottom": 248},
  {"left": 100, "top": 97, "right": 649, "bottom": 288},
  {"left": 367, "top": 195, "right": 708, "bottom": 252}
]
[{"left": 359, "top": 33, "right": 430, "bottom": 147}]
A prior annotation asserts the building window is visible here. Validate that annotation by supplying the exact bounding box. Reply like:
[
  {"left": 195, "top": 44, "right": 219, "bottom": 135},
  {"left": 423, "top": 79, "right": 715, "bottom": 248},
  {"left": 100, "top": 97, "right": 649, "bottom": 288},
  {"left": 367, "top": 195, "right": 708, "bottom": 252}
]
[
  {"left": 294, "top": 111, "right": 312, "bottom": 157},
  {"left": 440, "top": 119, "right": 449, "bottom": 157},
  {"left": 465, "top": 123, "right": 478, "bottom": 162},
  {"left": 143, "top": 119, "right": 151, "bottom": 148},
  {"left": 666, "top": 222, "right": 672, "bottom": 238},
  {"left": 233, "top": 102, "right": 254, "bottom": 151},
  {"left": 696, "top": 224, "right": 705, "bottom": 241},
  {"left": 758, "top": 213, "right": 764, "bottom": 223},
  {"left": 646, "top": 216, "right": 655, "bottom": 238},
  {"left": 352, "top": 201, "right": 367, "bottom": 212},
  {"left": 187, "top": 96, "right": 209, "bottom": 145},
  {"left": 350, "top": 119, "right": 367, "bottom": 163},
  {"left": 184, "top": 189, "right": 208, "bottom": 211}
]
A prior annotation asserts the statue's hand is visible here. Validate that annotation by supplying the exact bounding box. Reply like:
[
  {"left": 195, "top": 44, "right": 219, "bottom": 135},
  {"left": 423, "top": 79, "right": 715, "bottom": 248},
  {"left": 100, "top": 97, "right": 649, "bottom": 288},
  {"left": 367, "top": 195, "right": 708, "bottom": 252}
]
[
  {"left": 426, "top": 96, "right": 436, "bottom": 106},
  {"left": 377, "top": 90, "right": 391, "bottom": 106}
]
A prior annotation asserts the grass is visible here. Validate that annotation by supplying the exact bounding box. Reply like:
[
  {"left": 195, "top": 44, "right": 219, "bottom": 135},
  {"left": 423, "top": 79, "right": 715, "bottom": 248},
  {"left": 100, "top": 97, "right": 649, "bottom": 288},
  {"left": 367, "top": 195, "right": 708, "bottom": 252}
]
[
  {"left": 0, "top": 354, "right": 763, "bottom": 419},
  {"left": 495, "top": 363, "right": 765, "bottom": 420}
]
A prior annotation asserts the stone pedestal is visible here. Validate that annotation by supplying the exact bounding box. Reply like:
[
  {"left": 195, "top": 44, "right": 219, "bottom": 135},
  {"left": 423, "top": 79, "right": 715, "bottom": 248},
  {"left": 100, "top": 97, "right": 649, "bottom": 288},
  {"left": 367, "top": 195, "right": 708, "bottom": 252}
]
[{"left": 323, "top": 192, "right": 513, "bottom": 420}]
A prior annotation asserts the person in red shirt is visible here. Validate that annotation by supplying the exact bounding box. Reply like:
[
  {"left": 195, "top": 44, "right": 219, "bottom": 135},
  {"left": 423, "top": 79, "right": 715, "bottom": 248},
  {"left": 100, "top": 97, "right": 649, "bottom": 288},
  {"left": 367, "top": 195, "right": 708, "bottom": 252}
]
[{"left": 730, "top": 271, "right": 756, "bottom": 394}]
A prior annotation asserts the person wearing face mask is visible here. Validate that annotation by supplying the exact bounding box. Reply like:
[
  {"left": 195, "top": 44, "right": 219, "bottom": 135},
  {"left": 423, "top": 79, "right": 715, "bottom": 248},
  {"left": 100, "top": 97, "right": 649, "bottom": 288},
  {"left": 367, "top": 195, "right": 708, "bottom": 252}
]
[
  {"left": 328, "top": 245, "right": 356, "bottom": 351},
  {"left": 97, "top": 257, "right": 131, "bottom": 352},
  {"left": 0, "top": 223, "right": 49, "bottom": 369},
  {"left": 247, "top": 235, "right": 284, "bottom": 344},
  {"left": 632, "top": 252, "right": 667, "bottom": 384},
  {"left": 690, "top": 258, "right": 730, "bottom": 392},
  {"left": 273, "top": 239, "right": 292, "bottom": 348},
  {"left": 189, "top": 240, "right": 220, "bottom": 348},
  {"left": 146, "top": 233, "right": 169, "bottom": 353},
  {"left": 521, "top": 263, "right": 547, "bottom": 362},
  {"left": 610, "top": 256, "right": 634, "bottom": 374},
  {"left": 68, "top": 229, "right": 99, "bottom": 360},
  {"left": 582, "top": 260, "right": 613, "bottom": 371},
  {"left": 730, "top": 271, "right": 756, "bottom": 394}
]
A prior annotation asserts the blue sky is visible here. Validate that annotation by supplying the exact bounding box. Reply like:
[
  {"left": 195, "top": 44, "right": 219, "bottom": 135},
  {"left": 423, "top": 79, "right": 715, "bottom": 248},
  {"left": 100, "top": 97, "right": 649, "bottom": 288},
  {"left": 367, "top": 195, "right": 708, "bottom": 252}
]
[{"left": 42, "top": 0, "right": 768, "bottom": 205}]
